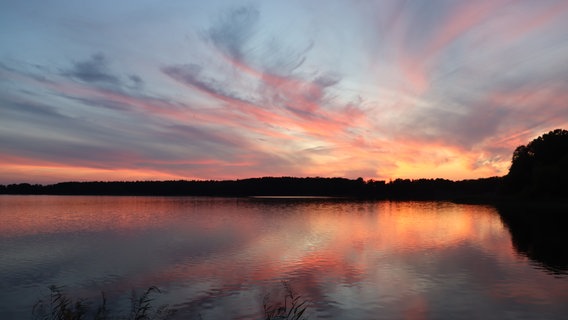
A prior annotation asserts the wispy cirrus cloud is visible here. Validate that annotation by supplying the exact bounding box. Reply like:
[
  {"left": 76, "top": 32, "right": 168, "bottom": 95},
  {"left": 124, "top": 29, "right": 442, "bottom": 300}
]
[
  {"left": 366, "top": 0, "right": 568, "bottom": 170},
  {"left": 162, "top": 4, "right": 370, "bottom": 160},
  {"left": 62, "top": 53, "right": 145, "bottom": 92},
  {"left": 1, "top": 0, "right": 568, "bottom": 183}
]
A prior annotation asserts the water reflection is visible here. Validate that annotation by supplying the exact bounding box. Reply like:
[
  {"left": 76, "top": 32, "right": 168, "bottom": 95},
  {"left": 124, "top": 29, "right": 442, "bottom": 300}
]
[
  {"left": 1, "top": 196, "right": 567, "bottom": 319},
  {"left": 497, "top": 204, "right": 568, "bottom": 275}
]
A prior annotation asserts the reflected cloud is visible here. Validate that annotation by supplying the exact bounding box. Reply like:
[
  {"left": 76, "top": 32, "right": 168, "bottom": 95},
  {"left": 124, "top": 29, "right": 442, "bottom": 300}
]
[{"left": 2, "top": 198, "right": 568, "bottom": 318}]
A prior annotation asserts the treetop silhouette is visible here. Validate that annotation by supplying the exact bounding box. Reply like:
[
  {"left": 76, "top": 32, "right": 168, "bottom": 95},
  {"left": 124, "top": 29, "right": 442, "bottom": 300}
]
[{"left": 504, "top": 129, "right": 568, "bottom": 197}]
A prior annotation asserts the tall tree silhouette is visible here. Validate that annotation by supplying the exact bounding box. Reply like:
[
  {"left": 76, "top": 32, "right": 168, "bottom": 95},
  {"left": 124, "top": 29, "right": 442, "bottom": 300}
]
[{"left": 504, "top": 129, "right": 568, "bottom": 197}]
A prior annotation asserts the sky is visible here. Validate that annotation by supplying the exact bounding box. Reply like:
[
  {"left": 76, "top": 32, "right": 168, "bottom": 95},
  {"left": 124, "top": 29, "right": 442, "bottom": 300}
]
[{"left": 1, "top": 0, "right": 568, "bottom": 184}]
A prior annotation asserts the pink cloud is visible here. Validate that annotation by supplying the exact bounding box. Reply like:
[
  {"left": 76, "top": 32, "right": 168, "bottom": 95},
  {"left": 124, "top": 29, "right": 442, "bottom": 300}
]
[{"left": 501, "top": 1, "right": 568, "bottom": 44}]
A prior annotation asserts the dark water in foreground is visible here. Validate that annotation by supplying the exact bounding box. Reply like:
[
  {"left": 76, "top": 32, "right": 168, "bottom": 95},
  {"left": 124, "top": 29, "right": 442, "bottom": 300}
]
[{"left": 0, "top": 196, "right": 567, "bottom": 319}]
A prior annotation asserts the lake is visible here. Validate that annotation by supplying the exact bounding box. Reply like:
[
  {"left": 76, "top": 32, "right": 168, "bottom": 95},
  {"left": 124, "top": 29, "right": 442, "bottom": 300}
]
[{"left": 1, "top": 196, "right": 567, "bottom": 319}]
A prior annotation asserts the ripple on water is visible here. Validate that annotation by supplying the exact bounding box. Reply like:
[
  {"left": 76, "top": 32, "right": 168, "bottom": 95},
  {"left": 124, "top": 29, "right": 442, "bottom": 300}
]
[{"left": 2, "top": 197, "right": 568, "bottom": 319}]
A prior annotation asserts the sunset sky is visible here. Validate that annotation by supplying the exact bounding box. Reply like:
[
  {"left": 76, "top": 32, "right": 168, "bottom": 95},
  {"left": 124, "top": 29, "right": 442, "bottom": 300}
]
[{"left": 1, "top": 0, "right": 568, "bottom": 184}]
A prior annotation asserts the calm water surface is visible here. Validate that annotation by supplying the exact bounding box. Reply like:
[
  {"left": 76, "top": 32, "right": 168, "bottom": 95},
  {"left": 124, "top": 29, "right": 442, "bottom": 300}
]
[{"left": 0, "top": 196, "right": 566, "bottom": 319}]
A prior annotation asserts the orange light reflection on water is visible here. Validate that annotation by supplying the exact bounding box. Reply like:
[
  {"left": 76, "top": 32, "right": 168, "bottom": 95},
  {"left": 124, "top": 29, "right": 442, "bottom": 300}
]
[
  {"left": 127, "top": 204, "right": 454, "bottom": 277},
  {"left": 2, "top": 197, "right": 567, "bottom": 318}
]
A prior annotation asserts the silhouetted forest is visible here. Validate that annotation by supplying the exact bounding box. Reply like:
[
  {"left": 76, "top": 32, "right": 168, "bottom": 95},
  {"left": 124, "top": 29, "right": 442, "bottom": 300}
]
[
  {"left": 1, "top": 129, "right": 566, "bottom": 200},
  {"left": 0, "top": 177, "right": 501, "bottom": 199}
]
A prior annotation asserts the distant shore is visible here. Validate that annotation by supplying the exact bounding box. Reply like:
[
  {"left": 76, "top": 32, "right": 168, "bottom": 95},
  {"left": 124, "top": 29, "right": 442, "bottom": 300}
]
[
  {"left": 0, "top": 176, "right": 500, "bottom": 199},
  {"left": 3, "top": 176, "right": 567, "bottom": 207}
]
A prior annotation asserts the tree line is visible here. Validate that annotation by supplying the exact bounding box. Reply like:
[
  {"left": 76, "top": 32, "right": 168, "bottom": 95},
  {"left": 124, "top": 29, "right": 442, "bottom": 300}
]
[
  {"left": 0, "top": 175, "right": 501, "bottom": 199},
  {"left": 1, "top": 129, "right": 566, "bottom": 200}
]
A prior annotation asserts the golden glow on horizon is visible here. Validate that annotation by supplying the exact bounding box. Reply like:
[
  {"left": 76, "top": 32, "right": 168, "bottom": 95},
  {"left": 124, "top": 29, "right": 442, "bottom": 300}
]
[
  {"left": 0, "top": 149, "right": 507, "bottom": 184},
  {"left": 0, "top": 162, "right": 184, "bottom": 184},
  {"left": 391, "top": 155, "right": 501, "bottom": 181}
]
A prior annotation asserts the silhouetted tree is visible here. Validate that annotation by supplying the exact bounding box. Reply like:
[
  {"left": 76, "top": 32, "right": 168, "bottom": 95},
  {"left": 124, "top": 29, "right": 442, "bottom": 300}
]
[{"left": 503, "top": 129, "right": 568, "bottom": 197}]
